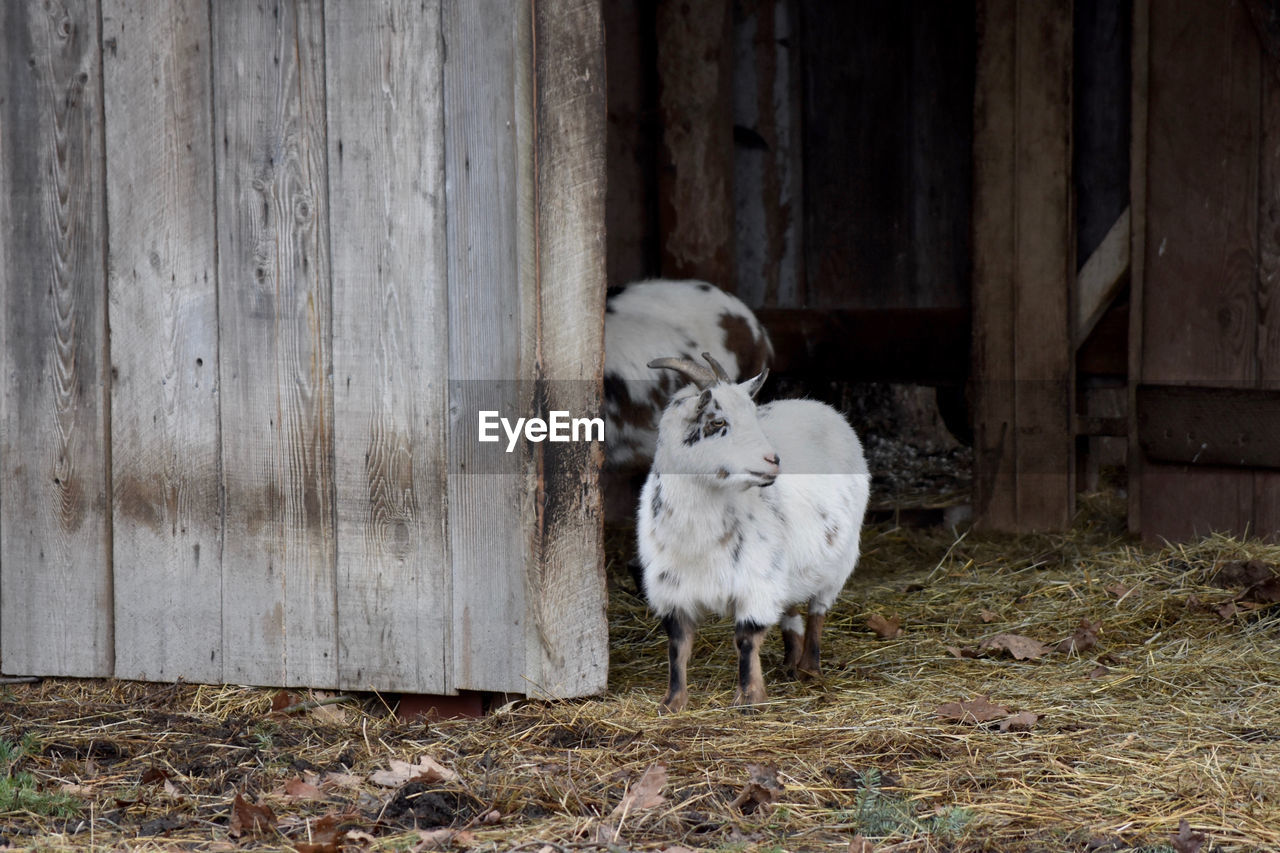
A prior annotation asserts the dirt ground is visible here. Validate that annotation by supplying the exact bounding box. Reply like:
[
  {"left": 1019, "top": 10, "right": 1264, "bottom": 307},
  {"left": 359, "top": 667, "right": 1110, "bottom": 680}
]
[{"left": 3, "top": 492, "right": 1280, "bottom": 852}]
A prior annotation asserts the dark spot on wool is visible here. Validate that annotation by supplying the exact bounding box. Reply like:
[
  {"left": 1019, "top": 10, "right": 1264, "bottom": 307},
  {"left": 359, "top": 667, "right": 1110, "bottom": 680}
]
[
  {"left": 650, "top": 483, "right": 665, "bottom": 518},
  {"left": 825, "top": 524, "right": 839, "bottom": 546},
  {"left": 657, "top": 570, "right": 678, "bottom": 588},
  {"left": 716, "top": 468, "right": 729, "bottom": 479},
  {"left": 696, "top": 282, "right": 713, "bottom": 292},
  {"left": 718, "top": 311, "right": 770, "bottom": 377}
]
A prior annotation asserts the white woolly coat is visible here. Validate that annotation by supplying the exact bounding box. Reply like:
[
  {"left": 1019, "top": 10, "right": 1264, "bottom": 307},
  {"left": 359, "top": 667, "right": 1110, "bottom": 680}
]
[{"left": 638, "top": 385, "right": 870, "bottom": 629}]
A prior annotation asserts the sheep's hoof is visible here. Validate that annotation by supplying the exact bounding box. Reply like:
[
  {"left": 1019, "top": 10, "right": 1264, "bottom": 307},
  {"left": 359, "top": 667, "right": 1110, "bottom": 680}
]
[
  {"left": 794, "top": 665, "right": 820, "bottom": 682},
  {"left": 732, "top": 686, "right": 768, "bottom": 709},
  {"left": 660, "top": 691, "right": 688, "bottom": 714}
]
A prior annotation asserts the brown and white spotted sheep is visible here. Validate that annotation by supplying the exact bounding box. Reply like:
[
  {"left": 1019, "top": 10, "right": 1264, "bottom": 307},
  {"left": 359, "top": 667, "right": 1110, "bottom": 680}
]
[
  {"left": 637, "top": 354, "right": 870, "bottom": 713},
  {"left": 603, "top": 279, "right": 772, "bottom": 473}
]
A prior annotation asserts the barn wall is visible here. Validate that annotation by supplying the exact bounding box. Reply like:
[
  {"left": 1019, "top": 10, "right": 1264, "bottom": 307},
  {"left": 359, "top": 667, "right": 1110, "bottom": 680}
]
[
  {"left": 1134, "top": 0, "right": 1280, "bottom": 542},
  {"left": 0, "top": 0, "right": 607, "bottom": 696}
]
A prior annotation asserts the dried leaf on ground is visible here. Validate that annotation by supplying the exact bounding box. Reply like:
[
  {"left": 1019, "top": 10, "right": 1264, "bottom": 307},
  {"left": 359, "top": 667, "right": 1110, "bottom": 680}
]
[
  {"left": 293, "top": 812, "right": 361, "bottom": 853},
  {"left": 369, "top": 756, "right": 459, "bottom": 788},
  {"left": 936, "top": 696, "right": 1010, "bottom": 724},
  {"left": 979, "top": 633, "right": 1051, "bottom": 660},
  {"left": 998, "top": 711, "right": 1039, "bottom": 732},
  {"left": 140, "top": 766, "right": 171, "bottom": 785},
  {"left": 946, "top": 645, "right": 979, "bottom": 659},
  {"left": 1105, "top": 582, "right": 1134, "bottom": 600},
  {"left": 228, "top": 794, "right": 276, "bottom": 837},
  {"left": 867, "top": 613, "right": 903, "bottom": 639},
  {"left": 978, "top": 608, "right": 998, "bottom": 623},
  {"left": 1089, "top": 664, "right": 1111, "bottom": 679},
  {"left": 850, "top": 834, "right": 877, "bottom": 852},
  {"left": 730, "top": 764, "right": 783, "bottom": 815},
  {"left": 281, "top": 777, "right": 325, "bottom": 800},
  {"left": 1057, "top": 619, "right": 1101, "bottom": 654},
  {"left": 1243, "top": 577, "right": 1280, "bottom": 605},
  {"left": 413, "top": 828, "right": 477, "bottom": 850},
  {"left": 271, "top": 690, "right": 302, "bottom": 713},
  {"left": 611, "top": 763, "right": 667, "bottom": 817},
  {"left": 1214, "top": 559, "right": 1276, "bottom": 588},
  {"left": 321, "top": 771, "right": 363, "bottom": 790},
  {"left": 1171, "top": 818, "right": 1206, "bottom": 853}
]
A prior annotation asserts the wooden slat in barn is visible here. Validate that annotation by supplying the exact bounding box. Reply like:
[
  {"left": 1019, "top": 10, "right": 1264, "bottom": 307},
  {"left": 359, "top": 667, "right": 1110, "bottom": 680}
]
[
  {"left": 442, "top": 0, "right": 538, "bottom": 694},
  {"left": 0, "top": 0, "right": 113, "bottom": 677},
  {"left": 102, "top": 0, "right": 224, "bottom": 683},
  {"left": 1137, "top": 0, "right": 1273, "bottom": 541},
  {"left": 972, "top": 0, "right": 1076, "bottom": 532},
  {"left": 529, "top": 0, "right": 609, "bottom": 697},
  {"left": 211, "top": 0, "right": 339, "bottom": 687},
  {"left": 325, "top": 0, "right": 450, "bottom": 693}
]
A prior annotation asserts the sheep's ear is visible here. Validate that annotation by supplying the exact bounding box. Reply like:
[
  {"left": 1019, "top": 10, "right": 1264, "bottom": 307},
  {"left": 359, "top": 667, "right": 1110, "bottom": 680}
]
[
  {"left": 696, "top": 388, "right": 713, "bottom": 411},
  {"left": 744, "top": 368, "right": 769, "bottom": 399}
]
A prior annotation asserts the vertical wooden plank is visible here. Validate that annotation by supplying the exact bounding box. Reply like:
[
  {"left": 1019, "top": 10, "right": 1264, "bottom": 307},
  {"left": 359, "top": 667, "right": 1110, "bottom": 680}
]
[
  {"left": 0, "top": 1, "right": 113, "bottom": 676},
  {"left": 101, "top": 0, "right": 223, "bottom": 683},
  {"left": 530, "top": 0, "right": 609, "bottom": 697},
  {"left": 325, "top": 0, "right": 450, "bottom": 693},
  {"left": 972, "top": 0, "right": 1075, "bottom": 531},
  {"left": 1140, "top": 0, "right": 1260, "bottom": 541},
  {"left": 604, "top": 0, "right": 659, "bottom": 287},
  {"left": 213, "top": 0, "right": 338, "bottom": 687},
  {"left": 656, "top": 0, "right": 734, "bottom": 286},
  {"left": 1127, "top": 0, "right": 1149, "bottom": 536},
  {"left": 971, "top": 0, "right": 1018, "bottom": 529},
  {"left": 1255, "top": 31, "right": 1280, "bottom": 540},
  {"left": 908, "top": 0, "right": 975, "bottom": 313},
  {"left": 444, "top": 0, "right": 535, "bottom": 693},
  {"left": 1013, "top": 1, "right": 1075, "bottom": 529}
]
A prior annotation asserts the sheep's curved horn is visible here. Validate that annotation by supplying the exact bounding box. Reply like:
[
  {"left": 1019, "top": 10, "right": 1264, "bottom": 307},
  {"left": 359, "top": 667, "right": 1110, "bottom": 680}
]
[
  {"left": 647, "top": 357, "right": 718, "bottom": 390},
  {"left": 701, "top": 352, "right": 732, "bottom": 383}
]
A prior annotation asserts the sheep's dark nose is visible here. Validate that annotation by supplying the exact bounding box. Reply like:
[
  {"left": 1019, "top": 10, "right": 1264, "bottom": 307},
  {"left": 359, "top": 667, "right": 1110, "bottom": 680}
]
[{"left": 765, "top": 453, "right": 780, "bottom": 466}]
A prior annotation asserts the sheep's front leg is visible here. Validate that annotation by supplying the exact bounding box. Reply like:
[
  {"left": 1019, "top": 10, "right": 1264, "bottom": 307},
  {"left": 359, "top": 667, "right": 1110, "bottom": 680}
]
[
  {"left": 733, "top": 620, "right": 769, "bottom": 707},
  {"left": 661, "top": 611, "right": 696, "bottom": 713},
  {"left": 781, "top": 605, "right": 804, "bottom": 677},
  {"left": 796, "top": 607, "right": 826, "bottom": 678}
]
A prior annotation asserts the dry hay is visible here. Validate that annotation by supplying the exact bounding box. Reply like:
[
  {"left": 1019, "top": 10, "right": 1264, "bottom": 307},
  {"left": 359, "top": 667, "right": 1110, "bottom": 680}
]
[{"left": 3, "top": 494, "right": 1280, "bottom": 852}]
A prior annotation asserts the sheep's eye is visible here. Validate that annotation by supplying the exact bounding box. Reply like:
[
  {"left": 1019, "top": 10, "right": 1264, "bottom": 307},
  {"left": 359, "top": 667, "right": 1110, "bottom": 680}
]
[{"left": 704, "top": 417, "right": 727, "bottom": 436}]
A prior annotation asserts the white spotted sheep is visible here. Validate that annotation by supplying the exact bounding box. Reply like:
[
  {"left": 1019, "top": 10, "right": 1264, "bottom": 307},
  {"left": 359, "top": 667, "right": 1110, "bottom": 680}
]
[
  {"left": 637, "top": 353, "right": 870, "bottom": 712},
  {"left": 603, "top": 279, "right": 773, "bottom": 472}
]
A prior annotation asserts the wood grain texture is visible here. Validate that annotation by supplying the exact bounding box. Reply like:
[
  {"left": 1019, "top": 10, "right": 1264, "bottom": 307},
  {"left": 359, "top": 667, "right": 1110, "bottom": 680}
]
[
  {"left": 325, "top": 0, "right": 450, "bottom": 693},
  {"left": 800, "top": 0, "right": 973, "bottom": 311},
  {"left": 1140, "top": 0, "right": 1262, "bottom": 542},
  {"left": 1254, "top": 25, "right": 1280, "bottom": 539},
  {"left": 212, "top": 0, "right": 338, "bottom": 687},
  {"left": 444, "top": 0, "right": 536, "bottom": 693},
  {"left": 1012, "top": 0, "right": 1074, "bottom": 530},
  {"left": 1127, "top": 0, "right": 1149, "bottom": 536},
  {"left": 971, "top": 0, "right": 1018, "bottom": 529},
  {"left": 102, "top": 0, "right": 223, "bottom": 683},
  {"left": 529, "top": 0, "right": 609, "bottom": 697},
  {"left": 972, "top": 0, "right": 1075, "bottom": 531},
  {"left": 0, "top": 0, "right": 112, "bottom": 676},
  {"left": 656, "top": 0, "right": 734, "bottom": 286}
]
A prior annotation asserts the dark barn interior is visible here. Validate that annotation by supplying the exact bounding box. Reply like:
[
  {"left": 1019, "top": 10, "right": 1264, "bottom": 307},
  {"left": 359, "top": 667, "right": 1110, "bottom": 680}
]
[{"left": 604, "top": 0, "right": 1280, "bottom": 542}]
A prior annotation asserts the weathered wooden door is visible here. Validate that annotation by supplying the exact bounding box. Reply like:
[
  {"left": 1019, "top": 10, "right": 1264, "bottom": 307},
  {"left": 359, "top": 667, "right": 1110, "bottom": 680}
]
[
  {"left": 0, "top": 0, "right": 608, "bottom": 696},
  {"left": 1132, "top": 0, "right": 1280, "bottom": 542}
]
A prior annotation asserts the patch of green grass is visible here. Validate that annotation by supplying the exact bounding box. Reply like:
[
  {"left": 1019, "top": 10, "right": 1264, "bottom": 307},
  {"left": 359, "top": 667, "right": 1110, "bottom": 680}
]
[
  {"left": 0, "top": 734, "right": 80, "bottom": 818},
  {"left": 843, "top": 768, "right": 973, "bottom": 843}
]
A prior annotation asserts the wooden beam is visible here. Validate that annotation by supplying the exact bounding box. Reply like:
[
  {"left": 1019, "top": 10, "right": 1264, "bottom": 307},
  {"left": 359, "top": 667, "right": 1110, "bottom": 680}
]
[
  {"left": 1137, "top": 385, "right": 1280, "bottom": 468},
  {"left": 972, "top": 0, "right": 1075, "bottom": 532},
  {"left": 1128, "top": 0, "right": 1149, "bottom": 536},
  {"left": 1075, "top": 207, "right": 1130, "bottom": 346},
  {"left": 529, "top": 0, "right": 609, "bottom": 698},
  {"left": 754, "top": 307, "right": 970, "bottom": 384},
  {"left": 656, "top": 0, "right": 734, "bottom": 286}
]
